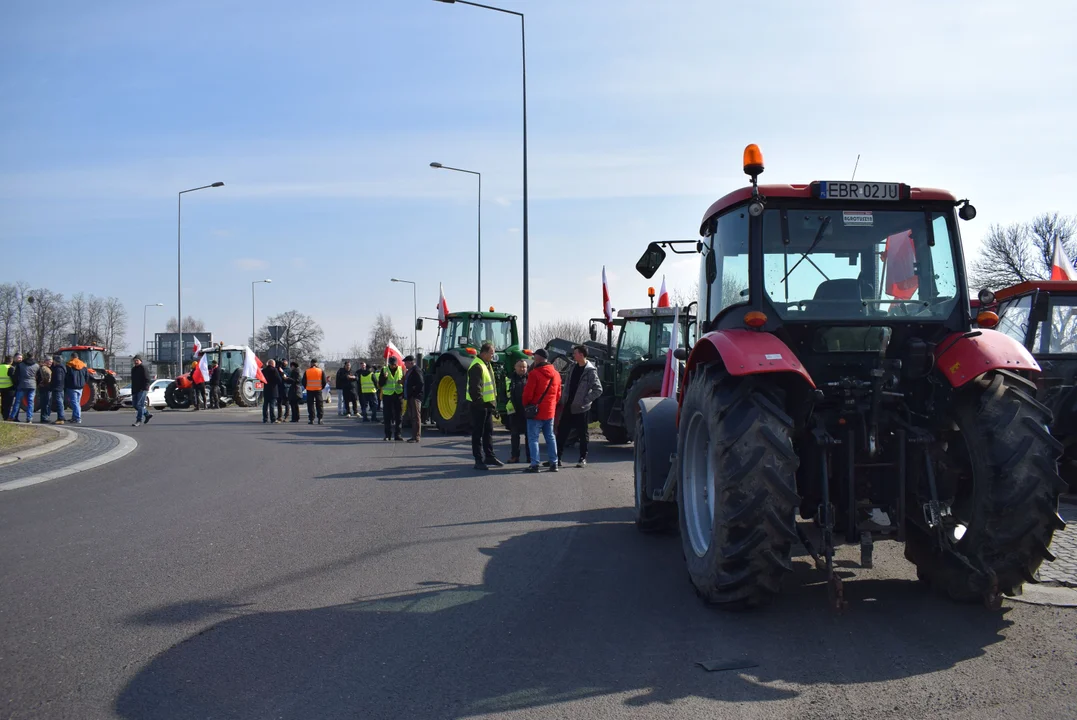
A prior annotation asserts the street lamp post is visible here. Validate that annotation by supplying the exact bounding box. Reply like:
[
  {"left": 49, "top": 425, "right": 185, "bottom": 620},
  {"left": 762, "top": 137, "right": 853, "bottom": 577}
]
[
  {"left": 143, "top": 303, "right": 163, "bottom": 358},
  {"left": 390, "top": 278, "right": 418, "bottom": 356},
  {"left": 433, "top": 0, "right": 528, "bottom": 347},
  {"left": 251, "top": 279, "right": 272, "bottom": 347},
  {"left": 177, "top": 182, "right": 224, "bottom": 372},
  {"left": 430, "top": 162, "right": 481, "bottom": 309}
]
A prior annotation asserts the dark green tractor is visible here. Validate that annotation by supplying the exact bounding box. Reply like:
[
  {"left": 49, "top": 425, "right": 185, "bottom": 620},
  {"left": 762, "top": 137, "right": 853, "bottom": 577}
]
[
  {"left": 546, "top": 305, "right": 696, "bottom": 444},
  {"left": 420, "top": 311, "right": 530, "bottom": 434}
]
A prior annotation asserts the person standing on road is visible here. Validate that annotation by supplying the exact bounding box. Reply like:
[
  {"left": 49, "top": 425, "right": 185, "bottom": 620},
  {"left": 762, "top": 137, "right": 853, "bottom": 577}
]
[
  {"left": 468, "top": 343, "right": 501, "bottom": 470},
  {"left": 130, "top": 355, "right": 154, "bottom": 426},
  {"left": 275, "top": 359, "right": 288, "bottom": 420},
  {"left": 304, "top": 358, "right": 327, "bottom": 425},
  {"left": 337, "top": 361, "right": 358, "bottom": 417},
  {"left": 523, "top": 348, "right": 562, "bottom": 473},
  {"left": 208, "top": 361, "right": 222, "bottom": 409},
  {"left": 49, "top": 355, "right": 67, "bottom": 424},
  {"left": 8, "top": 353, "right": 39, "bottom": 423},
  {"left": 402, "top": 355, "right": 424, "bottom": 443},
  {"left": 506, "top": 359, "right": 530, "bottom": 464},
  {"left": 287, "top": 361, "right": 301, "bottom": 422},
  {"left": 358, "top": 361, "right": 378, "bottom": 422},
  {"left": 379, "top": 356, "right": 404, "bottom": 441},
  {"left": 555, "top": 345, "right": 603, "bottom": 468},
  {"left": 261, "top": 359, "right": 281, "bottom": 424},
  {"left": 0, "top": 354, "right": 14, "bottom": 421},
  {"left": 190, "top": 361, "right": 207, "bottom": 411},
  {"left": 64, "top": 352, "right": 89, "bottom": 424},
  {"left": 36, "top": 358, "right": 53, "bottom": 424}
]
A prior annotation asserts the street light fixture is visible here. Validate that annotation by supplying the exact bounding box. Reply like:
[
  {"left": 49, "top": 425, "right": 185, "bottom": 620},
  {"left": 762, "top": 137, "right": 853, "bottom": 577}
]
[
  {"left": 429, "top": 162, "right": 481, "bottom": 309},
  {"left": 178, "top": 182, "right": 224, "bottom": 371},
  {"left": 390, "top": 278, "right": 418, "bottom": 357},
  {"left": 252, "top": 279, "right": 272, "bottom": 347},
  {"left": 143, "top": 303, "right": 164, "bottom": 359},
  {"left": 432, "top": 0, "right": 529, "bottom": 348}
]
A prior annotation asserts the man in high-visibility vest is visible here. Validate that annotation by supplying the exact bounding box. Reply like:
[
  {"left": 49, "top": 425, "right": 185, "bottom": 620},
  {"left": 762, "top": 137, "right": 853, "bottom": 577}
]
[
  {"left": 378, "top": 355, "right": 404, "bottom": 441},
  {"left": 304, "top": 358, "right": 327, "bottom": 425},
  {"left": 0, "top": 354, "right": 14, "bottom": 422},
  {"left": 357, "top": 361, "right": 378, "bottom": 423},
  {"left": 467, "top": 342, "right": 502, "bottom": 471}
]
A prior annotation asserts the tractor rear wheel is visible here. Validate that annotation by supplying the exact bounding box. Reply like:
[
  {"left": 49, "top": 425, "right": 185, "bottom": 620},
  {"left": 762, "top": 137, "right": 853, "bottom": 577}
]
[
  {"left": 906, "top": 370, "right": 1067, "bottom": 601},
  {"left": 234, "top": 374, "right": 258, "bottom": 407},
  {"left": 623, "top": 370, "right": 663, "bottom": 441},
  {"left": 432, "top": 362, "right": 470, "bottom": 434},
  {"left": 634, "top": 417, "right": 676, "bottom": 533},
  {"left": 601, "top": 422, "right": 629, "bottom": 445},
  {"left": 677, "top": 363, "right": 800, "bottom": 609},
  {"left": 164, "top": 381, "right": 191, "bottom": 410}
]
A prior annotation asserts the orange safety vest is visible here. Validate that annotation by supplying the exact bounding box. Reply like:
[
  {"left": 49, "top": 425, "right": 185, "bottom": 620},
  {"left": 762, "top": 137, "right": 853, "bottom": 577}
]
[{"left": 304, "top": 367, "right": 324, "bottom": 392}]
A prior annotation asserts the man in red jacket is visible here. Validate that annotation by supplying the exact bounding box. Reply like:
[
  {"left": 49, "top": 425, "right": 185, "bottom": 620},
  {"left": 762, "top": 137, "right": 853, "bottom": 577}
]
[{"left": 522, "top": 348, "right": 562, "bottom": 473}]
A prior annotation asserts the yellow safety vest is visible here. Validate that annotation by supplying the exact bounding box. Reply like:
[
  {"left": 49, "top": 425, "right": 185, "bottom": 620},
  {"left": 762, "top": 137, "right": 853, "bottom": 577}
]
[
  {"left": 304, "top": 367, "right": 324, "bottom": 392},
  {"left": 504, "top": 376, "right": 515, "bottom": 414},
  {"left": 0, "top": 364, "right": 11, "bottom": 390},
  {"left": 466, "top": 358, "right": 496, "bottom": 404},
  {"left": 381, "top": 366, "right": 403, "bottom": 395},
  {"left": 359, "top": 372, "right": 376, "bottom": 393}
]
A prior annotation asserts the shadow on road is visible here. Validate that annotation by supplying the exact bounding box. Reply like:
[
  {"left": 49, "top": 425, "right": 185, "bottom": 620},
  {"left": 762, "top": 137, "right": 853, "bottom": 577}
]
[{"left": 114, "top": 507, "right": 1011, "bottom": 720}]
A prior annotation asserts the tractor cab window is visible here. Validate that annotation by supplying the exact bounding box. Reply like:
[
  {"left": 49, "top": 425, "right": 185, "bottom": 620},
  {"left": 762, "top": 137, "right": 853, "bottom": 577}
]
[
  {"left": 619, "top": 319, "right": 651, "bottom": 362},
  {"left": 654, "top": 317, "right": 693, "bottom": 357},
  {"left": 701, "top": 210, "right": 750, "bottom": 327},
  {"left": 441, "top": 319, "right": 466, "bottom": 352},
  {"left": 471, "top": 319, "right": 515, "bottom": 350},
  {"left": 219, "top": 350, "right": 245, "bottom": 374},
  {"left": 1041, "top": 297, "right": 1077, "bottom": 354},
  {"left": 762, "top": 207, "right": 959, "bottom": 320},
  {"left": 996, "top": 295, "right": 1033, "bottom": 346},
  {"left": 60, "top": 349, "right": 105, "bottom": 367}
]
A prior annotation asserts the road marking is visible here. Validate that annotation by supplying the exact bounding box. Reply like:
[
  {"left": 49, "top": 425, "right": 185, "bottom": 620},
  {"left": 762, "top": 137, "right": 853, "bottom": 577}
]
[{"left": 0, "top": 428, "right": 137, "bottom": 492}]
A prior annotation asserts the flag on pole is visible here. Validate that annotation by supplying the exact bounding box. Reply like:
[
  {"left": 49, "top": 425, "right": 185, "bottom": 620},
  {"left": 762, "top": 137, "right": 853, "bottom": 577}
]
[
  {"left": 438, "top": 283, "right": 450, "bottom": 329},
  {"left": 602, "top": 266, "right": 614, "bottom": 328},
  {"left": 1051, "top": 237, "right": 1077, "bottom": 280},
  {"left": 660, "top": 306, "right": 681, "bottom": 398},
  {"left": 657, "top": 276, "right": 670, "bottom": 308},
  {"left": 242, "top": 346, "right": 267, "bottom": 383},
  {"left": 190, "top": 336, "right": 207, "bottom": 383},
  {"left": 384, "top": 341, "right": 404, "bottom": 365}
]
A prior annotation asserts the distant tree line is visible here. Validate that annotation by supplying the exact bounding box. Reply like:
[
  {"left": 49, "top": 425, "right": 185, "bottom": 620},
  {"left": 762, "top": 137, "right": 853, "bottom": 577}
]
[{"left": 0, "top": 282, "right": 128, "bottom": 363}]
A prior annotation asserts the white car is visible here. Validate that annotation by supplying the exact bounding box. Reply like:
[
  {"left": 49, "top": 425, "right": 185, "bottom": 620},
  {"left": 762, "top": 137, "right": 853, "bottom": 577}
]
[{"left": 120, "top": 379, "right": 172, "bottom": 410}]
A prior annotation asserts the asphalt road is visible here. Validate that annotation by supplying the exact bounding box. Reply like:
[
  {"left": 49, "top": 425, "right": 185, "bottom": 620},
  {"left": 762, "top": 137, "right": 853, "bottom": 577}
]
[{"left": 1, "top": 407, "right": 1075, "bottom": 720}]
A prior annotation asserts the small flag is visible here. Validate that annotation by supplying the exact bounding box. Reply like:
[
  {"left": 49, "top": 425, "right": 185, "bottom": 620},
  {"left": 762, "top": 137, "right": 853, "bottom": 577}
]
[
  {"left": 602, "top": 266, "right": 614, "bottom": 328},
  {"left": 883, "top": 230, "right": 919, "bottom": 300},
  {"left": 242, "top": 346, "right": 267, "bottom": 383},
  {"left": 438, "top": 283, "right": 450, "bottom": 329},
  {"left": 1051, "top": 237, "right": 1077, "bottom": 280},
  {"left": 384, "top": 341, "right": 404, "bottom": 365},
  {"left": 660, "top": 306, "right": 681, "bottom": 398},
  {"left": 657, "top": 276, "right": 670, "bottom": 308}
]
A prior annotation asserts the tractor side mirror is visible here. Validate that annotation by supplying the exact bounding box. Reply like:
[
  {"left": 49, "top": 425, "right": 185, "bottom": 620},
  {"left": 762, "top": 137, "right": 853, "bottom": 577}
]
[
  {"left": 589, "top": 323, "right": 598, "bottom": 342},
  {"left": 415, "top": 318, "right": 424, "bottom": 331},
  {"left": 673, "top": 347, "right": 688, "bottom": 361},
  {"left": 635, "top": 242, "right": 666, "bottom": 279},
  {"left": 959, "top": 203, "right": 977, "bottom": 221},
  {"left": 705, "top": 249, "right": 718, "bottom": 283}
]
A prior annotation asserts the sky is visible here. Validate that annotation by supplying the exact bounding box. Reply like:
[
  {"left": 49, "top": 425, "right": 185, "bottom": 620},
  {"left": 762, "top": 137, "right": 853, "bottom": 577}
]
[{"left": 2, "top": 0, "right": 1075, "bottom": 357}]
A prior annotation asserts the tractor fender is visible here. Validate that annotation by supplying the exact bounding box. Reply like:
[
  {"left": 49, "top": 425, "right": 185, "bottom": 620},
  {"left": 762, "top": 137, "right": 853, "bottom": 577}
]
[
  {"left": 686, "top": 329, "right": 815, "bottom": 388},
  {"left": 936, "top": 329, "right": 1040, "bottom": 387},
  {"left": 637, "top": 396, "right": 679, "bottom": 502}
]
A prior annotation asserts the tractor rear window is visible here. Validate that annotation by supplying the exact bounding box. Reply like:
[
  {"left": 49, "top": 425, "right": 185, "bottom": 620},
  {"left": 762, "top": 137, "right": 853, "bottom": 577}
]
[{"left": 1034, "top": 297, "right": 1077, "bottom": 354}]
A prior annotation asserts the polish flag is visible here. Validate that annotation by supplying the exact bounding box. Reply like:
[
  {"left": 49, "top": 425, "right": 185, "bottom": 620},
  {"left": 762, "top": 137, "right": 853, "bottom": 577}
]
[
  {"left": 438, "top": 283, "right": 450, "bottom": 329},
  {"left": 384, "top": 341, "right": 404, "bottom": 365},
  {"left": 660, "top": 306, "right": 681, "bottom": 398},
  {"left": 1050, "top": 237, "right": 1077, "bottom": 280},
  {"left": 191, "top": 337, "right": 207, "bottom": 384},
  {"left": 602, "top": 266, "right": 614, "bottom": 328},
  {"left": 883, "top": 230, "right": 919, "bottom": 300},
  {"left": 656, "top": 276, "right": 670, "bottom": 308},
  {"left": 242, "top": 346, "right": 267, "bottom": 383}
]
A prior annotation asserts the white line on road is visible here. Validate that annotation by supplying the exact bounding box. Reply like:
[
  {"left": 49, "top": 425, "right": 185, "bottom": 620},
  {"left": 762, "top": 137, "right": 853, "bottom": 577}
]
[{"left": 0, "top": 428, "right": 138, "bottom": 492}]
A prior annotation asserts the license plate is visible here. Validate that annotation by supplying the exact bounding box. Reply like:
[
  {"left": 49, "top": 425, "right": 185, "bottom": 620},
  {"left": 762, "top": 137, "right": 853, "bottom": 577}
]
[{"left": 818, "top": 181, "right": 901, "bottom": 200}]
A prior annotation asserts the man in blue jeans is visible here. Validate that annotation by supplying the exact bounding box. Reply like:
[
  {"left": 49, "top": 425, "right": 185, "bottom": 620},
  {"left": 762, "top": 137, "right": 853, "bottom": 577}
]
[
  {"left": 8, "top": 353, "right": 38, "bottom": 423},
  {"left": 130, "top": 355, "right": 154, "bottom": 427},
  {"left": 522, "top": 349, "right": 562, "bottom": 473},
  {"left": 64, "top": 352, "right": 90, "bottom": 425}
]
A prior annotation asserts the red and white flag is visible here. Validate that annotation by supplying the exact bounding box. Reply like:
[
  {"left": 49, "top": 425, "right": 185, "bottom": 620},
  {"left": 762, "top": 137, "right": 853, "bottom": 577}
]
[
  {"left": 1051, "top": 237, "right": 1077, "bottom": 281},
  {"left": 384, "top": 341, "right": 404, "bottom": 365},
  {"left": 660, "top": 306, "right": 681, "bottom": 398},
  {"left": 602, "top": 266, "right": 614, "bottom": 328},
  {"left": 656, "top": 276, "right": 670, "bottom": 308},
  {"left": 242, "top": 346, "right": 267, "bottom": 383},
  {"left": 190, "top": 337, "right": 208, "bottom": 383},
  {"left": 438, "top": 283, "right": 450, "bottom": 329}
]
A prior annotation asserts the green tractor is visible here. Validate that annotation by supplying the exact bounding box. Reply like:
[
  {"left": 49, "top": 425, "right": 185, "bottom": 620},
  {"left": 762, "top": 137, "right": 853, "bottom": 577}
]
[
  {"left": 546, "top": 305, "right": 696, "bottom": 444},
  {"left": 420, "top": 311, "right": 529, "bottom": 433}
]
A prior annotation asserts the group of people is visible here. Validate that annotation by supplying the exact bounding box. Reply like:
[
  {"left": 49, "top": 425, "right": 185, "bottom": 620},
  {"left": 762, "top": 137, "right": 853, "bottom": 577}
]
[
  {"left": 469, "top": 343, "right": 603, "bottom": 473},
  {"left": 1, "top": 352, "right": 91, "bottom": 425},
  {"left": 331, "top": 355, "right": 424, "bottom": 442}
]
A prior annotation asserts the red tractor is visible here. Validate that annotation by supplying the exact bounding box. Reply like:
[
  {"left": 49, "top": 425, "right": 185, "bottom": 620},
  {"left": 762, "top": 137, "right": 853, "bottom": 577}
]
[
  {"left": 54, "top": 345, "right": 123, "bottom": 411},
  {"left": 631, "top": 144, "right": 1067, "bottom": 610}
]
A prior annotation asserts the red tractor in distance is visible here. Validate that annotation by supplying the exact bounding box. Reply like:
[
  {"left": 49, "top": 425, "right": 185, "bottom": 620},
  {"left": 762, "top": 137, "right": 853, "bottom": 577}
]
[
  {"left": 54, "top": 345, "right": 123, "bottom": 411},
  {"left": 631, "top": 145, "right": 1067, "bottom": 611}
]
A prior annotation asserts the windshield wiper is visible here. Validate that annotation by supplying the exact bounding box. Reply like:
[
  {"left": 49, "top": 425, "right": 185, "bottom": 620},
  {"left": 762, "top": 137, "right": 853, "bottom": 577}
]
[{"left": 781, "top": 216, "right": 832, "bottom": 284}]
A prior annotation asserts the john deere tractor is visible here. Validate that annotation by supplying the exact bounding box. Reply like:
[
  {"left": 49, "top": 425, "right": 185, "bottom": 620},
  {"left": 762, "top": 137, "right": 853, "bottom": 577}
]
[
  {"left": 421, "top": 311, "right": 528, "bottom": 433},
  {"left": 165, "top": 344, "right": 262, "bottom": 409}
]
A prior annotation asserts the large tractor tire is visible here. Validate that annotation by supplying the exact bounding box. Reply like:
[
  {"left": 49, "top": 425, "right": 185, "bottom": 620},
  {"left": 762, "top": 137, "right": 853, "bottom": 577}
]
[
  {"left": 602, "top": 422, "right": 629, "bottom": 445},
  {"left": 676, "top": 363, "right": 800, "bottom": 609},
  {"left": 634, "top": 417, "right": 677, "bottom": 533},
  {"left": 907, "top": 370, "right": 1067, "bottom": 601},
  {"left": 623, "top": 370, "right": 664, "bottom": 441},
  {"left": 234, "top": 371, "right": 258, "bottom": 407},
  {"left": 80, "top": 382, "right": 94, "bottom": 410},
  {"left": 432, "top": 362, "right": 470, "bottom": 434},
  {"left": 164, "top": 381, "right": 191, "bottom": 410}
]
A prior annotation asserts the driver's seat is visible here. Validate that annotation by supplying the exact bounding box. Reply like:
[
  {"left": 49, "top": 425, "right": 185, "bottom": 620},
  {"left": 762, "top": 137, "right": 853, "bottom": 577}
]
[{"left": 807, "top": 279, "right": 864, "bottom": 317}]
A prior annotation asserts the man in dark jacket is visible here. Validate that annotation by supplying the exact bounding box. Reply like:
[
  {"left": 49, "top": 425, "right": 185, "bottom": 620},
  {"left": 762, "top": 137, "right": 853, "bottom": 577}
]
[
  {"left": 36, "top": 358, "right": 53, "bottom": 424},
  {"left": 555, "top": 345, "right": 603, "bottom": 468},
  {"left": 336, "top": 361, "right": 358, "bottom": 417},
  {"left": 261, "top": 359, "right": 281, "bottom": 423},
  {"left": 287, "top": 361, "right": 301, "bottom": 422},
  {"left": 130, "top": 355, "right": 154, "bottom": 426},
  {"left": 275, "top": 359, "right": 288, "bottom": 420},
  {"left": 402, "top": 355, "right": 424, "bottom": 442},
  {"left": 208, "top": 361, "right": 222, "bottom": 409},
  {"left": 506, "top": 359, "right": 530, "bottom": 463},
  {"left": 9, "top": 353, "right": 39, "bottom": 423},
  {"left": 64, "top": 352, "right": 89, "bottom": 424},
  {"left": 49, "top": 355, "right": 67, "bottom": 424},
  {"left": 468, "top": 343, "right": 502, "bottom": 470}
]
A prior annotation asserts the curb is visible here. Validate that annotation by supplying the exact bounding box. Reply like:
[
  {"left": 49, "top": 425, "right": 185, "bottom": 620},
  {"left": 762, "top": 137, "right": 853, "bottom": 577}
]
[
  {"left": 0, "top": 424, "right": 78, "bottom": 467},
  {"left": 0, "top": 428, "right": 138, "bottom": 492}
]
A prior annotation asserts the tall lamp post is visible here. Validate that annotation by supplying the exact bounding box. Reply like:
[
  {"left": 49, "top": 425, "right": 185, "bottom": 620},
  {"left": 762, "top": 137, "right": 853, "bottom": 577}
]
[
  {"left": 432, "top": 0, "right": 528, "bottom": 348},
  {"left": 177, "top": 182, "right": 224, "bottom": 372},
  {"left": 251, "top": 279, "right": 272, "bottom": 347},
  {"left": 430, "top": 162, "right": 481, "bottom": 309},
  {"left": 143, "top": 303, "right": 163, "bottom": 358},
  {"left": 390, "top": 278, "right": 418, "bottom": 356}
]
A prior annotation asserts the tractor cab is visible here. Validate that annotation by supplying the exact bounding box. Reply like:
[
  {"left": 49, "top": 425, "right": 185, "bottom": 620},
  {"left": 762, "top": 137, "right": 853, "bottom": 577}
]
[
  {"left": 57, "top": 346, "right": 107, "bottom": 369},
  {"left": 54, "top": 345, "right": 121, "bottom": 410}
]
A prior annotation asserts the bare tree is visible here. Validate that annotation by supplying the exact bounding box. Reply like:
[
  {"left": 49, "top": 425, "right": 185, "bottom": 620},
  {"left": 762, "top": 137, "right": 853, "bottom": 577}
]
[
  {"left": 102, "top": 297, "right": 129, "bottom": 355},
  {"left": 970, "top": 213, "right": 1076, "bottom": 290},
  {"left": 365, "top": 313, "right": 407, "bottom": 361},
  {"left": 165, "top": 316, "right": 207, "bottom": 333},
  {"left": 668, "top": 286, "right": 699, "bottom": 309},
  {"left": 26, "top": 289, "right": 68, "bottom": 360},
  {"left": 530, "top": 318, "right": 591, "bottom": 350},
  {"left": 0, "top": 283, "right": 19, "bottom": 356},
  {"left": 254, "top": 310, "right": 324, "bottom": 361},
  {"left": 346, "top": 342, "right": 369, "bottom": 363}
]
